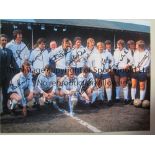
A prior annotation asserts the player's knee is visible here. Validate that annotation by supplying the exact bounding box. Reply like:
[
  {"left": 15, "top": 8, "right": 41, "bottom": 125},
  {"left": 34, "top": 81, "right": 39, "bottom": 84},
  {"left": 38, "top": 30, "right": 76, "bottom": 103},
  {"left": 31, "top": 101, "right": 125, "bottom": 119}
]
[
  {"left": 96, "top": 79, "right": 102, "bottom": 88},
  {"left": 105, "top": 79, "right": 112, "bottom": 88},
  {"left": 131, "top": 79, "right": 137, "bottom": 88},
  {"left": 120, "top": 80, "right": 127, "bottom": 88},
  {"left": 140, "top": 83, "right": 145, "bottom": 90}
]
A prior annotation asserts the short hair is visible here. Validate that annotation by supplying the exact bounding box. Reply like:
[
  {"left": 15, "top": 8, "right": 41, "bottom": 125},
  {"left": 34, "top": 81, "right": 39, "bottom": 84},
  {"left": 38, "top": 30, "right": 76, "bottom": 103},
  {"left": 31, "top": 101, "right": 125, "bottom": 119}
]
[
  {"left": 74, "top": 37, "right": 82, "bottom": 44},
  {"left": 105, "top": 40, "right": 111, "bottom": 45},
  {"left": 82, "top": 66, "right": 90, "bottom": 74},
  {"left": 13, "top": 29, "right": 22, "bottom": 39},
  {"left": 87, "top": 38, "right": 95, "bottom": 47},
  {"left": 62, "top": 38, "right": 70, "bottom": 44},
  {"left": 0, "top": 34, "right": 8, "bottom": 39},
  {"left": 36, "top": 38, "right": 46, "bottom": 46},
  {"left": 117, "top": 39, "right": 125, "bottom": 47},
  {"left": 44, "top": 64, "right": 52, "bottom": 71},
  {"left": 50, "top": 40, "right": 57, "bottom": 44},
  {"left": 127, "top": 40, "right": 135, "bottom": 46},
  {"left": 127, "top": 40, "right": 135, "bottom": 49},
  {"left": 136, "top": 40, "right": 145, "bottom": 49},
  {"left": 97, "top": 42, "right": 104, "bottom": 48},
  {"left": 21, "top": 61, "right": 31, "bottom": 72}
]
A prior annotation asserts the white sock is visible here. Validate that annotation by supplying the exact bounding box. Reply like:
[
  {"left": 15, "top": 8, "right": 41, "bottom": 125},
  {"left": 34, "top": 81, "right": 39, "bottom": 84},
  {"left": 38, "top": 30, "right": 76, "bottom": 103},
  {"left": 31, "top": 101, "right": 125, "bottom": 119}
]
[
  {"left": 123, "top": 86, "right": 128, "bottom": 100},
  {"left": 98, "top": 88, "right": 104, "bottom": 100},
  {"left": 131, "top": 88, "right": 136, "bottom": 100},
  {"left": 91, "top": 91, "right": 97, "bottom": 103},
  {"left": 106, "top": 88, "right": 112, "bottom": 101},
  {"left": 116, "top": 86, "right": 120, "bottom": 99},
  {"left": 140, "top": 89, "right": 146, "bottom": 100}
]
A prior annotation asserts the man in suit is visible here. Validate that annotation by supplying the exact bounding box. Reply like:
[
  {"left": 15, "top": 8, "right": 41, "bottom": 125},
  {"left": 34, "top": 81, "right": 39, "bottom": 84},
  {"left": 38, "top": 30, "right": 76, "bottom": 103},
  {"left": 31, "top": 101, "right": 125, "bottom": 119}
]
[{"left": 0, "top": 34, "right": 19, "bottom": 114}]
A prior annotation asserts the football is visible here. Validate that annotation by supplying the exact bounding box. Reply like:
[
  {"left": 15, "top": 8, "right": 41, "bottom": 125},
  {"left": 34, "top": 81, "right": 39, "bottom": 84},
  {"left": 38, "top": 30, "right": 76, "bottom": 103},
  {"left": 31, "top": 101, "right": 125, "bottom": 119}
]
[
  {"left": 142, "top": 100, "right": 150, "bottom": 108},
  {"left": 133, "top": 99, "right": 142, "bottom": 107}
]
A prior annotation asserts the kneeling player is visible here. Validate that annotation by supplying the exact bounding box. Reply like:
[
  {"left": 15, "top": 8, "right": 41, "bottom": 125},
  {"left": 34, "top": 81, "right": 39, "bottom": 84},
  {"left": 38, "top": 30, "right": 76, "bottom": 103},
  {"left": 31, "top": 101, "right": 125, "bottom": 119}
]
[
  {"left": 61, "top": 68, "right": 78, "bottom": 115},
  {"left": 8, "top": 61, "right": 33, "bottom": 116},
  {"left": 78, "top": 66, "right": 96, "bottom": 105},
  {"left": 34, "top": 65, "right": 57, "bottom": 108}
]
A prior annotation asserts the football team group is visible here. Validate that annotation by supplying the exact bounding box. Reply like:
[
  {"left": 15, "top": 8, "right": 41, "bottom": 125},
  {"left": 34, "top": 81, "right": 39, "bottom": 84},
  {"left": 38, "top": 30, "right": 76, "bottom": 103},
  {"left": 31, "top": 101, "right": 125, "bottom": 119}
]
[{"left": 0, "top": 29, "right": 150, "bottom": 116}]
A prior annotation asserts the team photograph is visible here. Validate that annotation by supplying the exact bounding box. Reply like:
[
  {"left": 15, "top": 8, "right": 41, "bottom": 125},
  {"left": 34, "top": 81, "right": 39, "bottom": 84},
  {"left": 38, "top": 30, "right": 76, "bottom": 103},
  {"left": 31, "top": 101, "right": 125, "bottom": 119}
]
[{"left": 0, "top": 19, "right": 151, "bottom": 133}]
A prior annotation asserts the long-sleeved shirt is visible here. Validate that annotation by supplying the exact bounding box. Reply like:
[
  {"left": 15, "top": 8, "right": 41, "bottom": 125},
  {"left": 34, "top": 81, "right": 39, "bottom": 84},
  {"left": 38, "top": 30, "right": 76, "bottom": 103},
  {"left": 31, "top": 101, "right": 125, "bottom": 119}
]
[
  {"left": 128, "top": 49, "right": 135, "bottom": 56},
  {"left": 6, "top": 40, "right": 30, "bottom": 68},
  {"left": 132, "top": 49, "right": 150, "bottom": 72},
  {"left": 89, "top": 50, "right": 114, "bottom": 74},
  {"left": 8, "top": 72, "right": 33, "bottom": 105},
  {"left": 70, "top": 46, "right": 87, "bottom": 68},
  {"left": 29, "top": 48, "right": 49, "bottom": 74},
  {"left": 35, "top": 72, "right": 57, "bottom": 93},
  {"left": 49, "top": 46, "right": 71, "bottom": 69},
  {"left": 85, "top": 46, "right": 98, "bottom": 67},
  {"left": 113, "top": 48, "right": 133, "bottom": 69}
]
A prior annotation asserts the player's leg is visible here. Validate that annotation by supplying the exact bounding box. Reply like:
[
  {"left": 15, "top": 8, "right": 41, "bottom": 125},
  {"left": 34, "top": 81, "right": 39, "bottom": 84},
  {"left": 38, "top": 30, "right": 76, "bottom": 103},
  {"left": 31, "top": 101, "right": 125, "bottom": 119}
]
[
  {"left": 139, "top": 81, "right": 146, "bottom": 101},
  {"left": 120, "top": 76, "right": 129, "bottom": 104},
  {"left": 9, "top": 93, "right": 21, "bottom": 111},
  {"left": 114, "top": 75, "right": 120, "bottom": 103},
  {"left": 131, "top": 78, "right": 137, "bottom": 104},
  {"left": 103, "top": 77, "right": 113, "bottom": 105}
]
